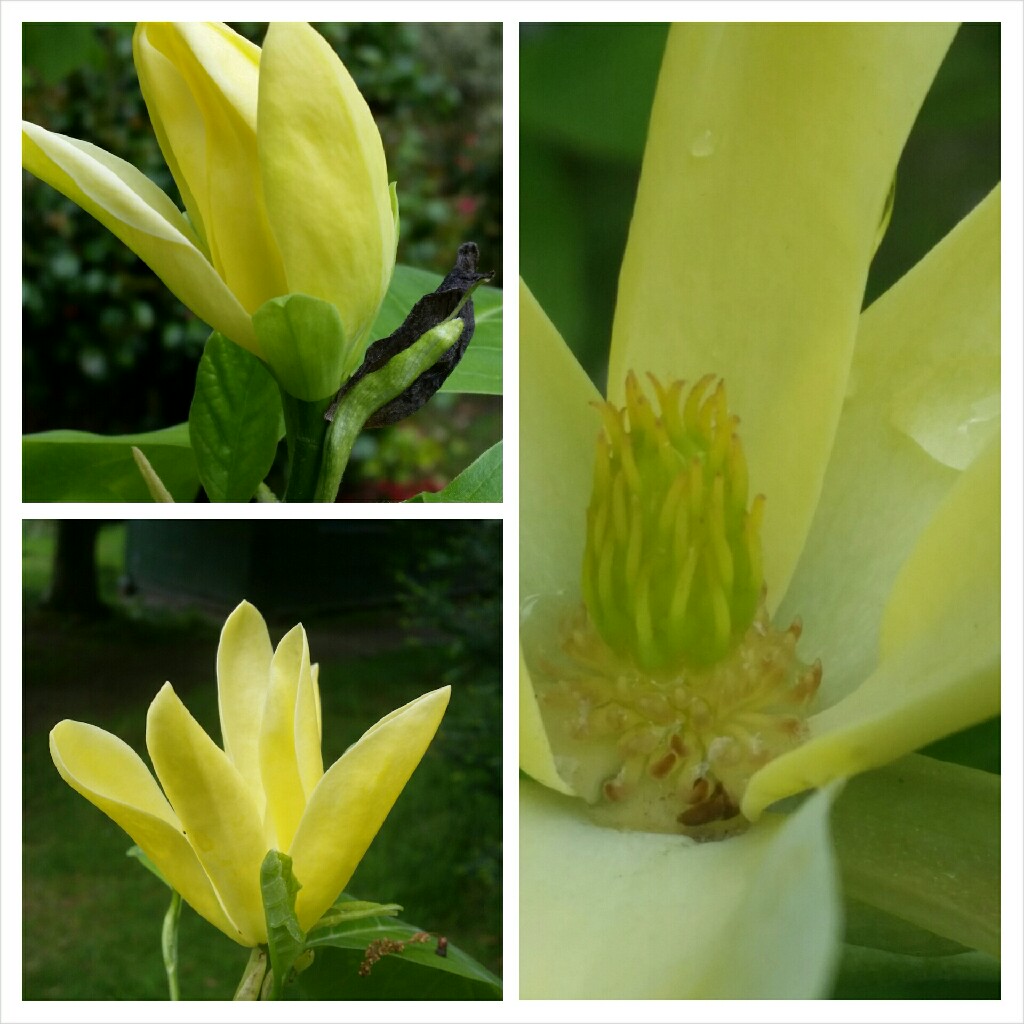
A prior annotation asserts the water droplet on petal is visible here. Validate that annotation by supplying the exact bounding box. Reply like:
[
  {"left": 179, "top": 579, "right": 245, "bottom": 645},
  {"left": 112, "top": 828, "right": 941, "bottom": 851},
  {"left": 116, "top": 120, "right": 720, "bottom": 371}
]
[
  {"left": 690, "top": 128, "right": 715, "bottom": 158},
  {"left": 890, "top": 352, "right": 999, "bottom": 470}
]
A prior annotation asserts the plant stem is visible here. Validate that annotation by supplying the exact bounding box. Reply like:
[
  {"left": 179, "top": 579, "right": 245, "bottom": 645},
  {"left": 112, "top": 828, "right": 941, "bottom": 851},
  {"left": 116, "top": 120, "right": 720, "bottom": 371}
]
[
  {"left": 233, "top": 946, "right": 269, "bottom": 1000},
  {"left": 279, "top": 389, "right": 333, "bottom": 502},
  {"left": 260, "top": 965, "right": 277, "bottom": 1000},
  {"left": 161, "top": 889, "right": 182, "bottom": 1001},
  {"left": 315, "top": 320, "right": 463, "bottom": 502}
]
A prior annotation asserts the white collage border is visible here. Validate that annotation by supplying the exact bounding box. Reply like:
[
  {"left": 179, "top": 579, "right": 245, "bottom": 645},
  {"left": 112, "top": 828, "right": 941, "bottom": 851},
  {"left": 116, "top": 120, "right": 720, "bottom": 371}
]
[{"left": 1, "top": 3, "right": 1022, "bottom": 1022}]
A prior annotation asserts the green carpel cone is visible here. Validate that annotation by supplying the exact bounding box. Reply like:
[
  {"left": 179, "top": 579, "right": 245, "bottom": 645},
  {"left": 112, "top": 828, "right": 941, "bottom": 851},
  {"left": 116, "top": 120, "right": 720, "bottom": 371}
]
[{"left": 582, "top": 372, "right": 764, "bottom": 672}]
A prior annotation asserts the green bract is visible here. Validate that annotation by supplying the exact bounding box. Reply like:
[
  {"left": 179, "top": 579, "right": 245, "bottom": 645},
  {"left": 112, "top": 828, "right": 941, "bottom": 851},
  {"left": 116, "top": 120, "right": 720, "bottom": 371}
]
[
  {"left": 22, "top": 22, "right": 399, "bottom": 401},
  {"left": 253, "top": 294, "right": 350, "bottom": 403},
  {"left": 50, "top": 601, "right": 449, "bottom": 946},
  {"left": 520, "top": 23, "right": 999, "bottom": 998}
]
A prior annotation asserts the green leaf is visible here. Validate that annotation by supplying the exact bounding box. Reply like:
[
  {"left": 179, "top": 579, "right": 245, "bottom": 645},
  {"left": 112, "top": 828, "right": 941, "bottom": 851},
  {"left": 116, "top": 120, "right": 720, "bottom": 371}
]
[
  {"left": 831, "top": 944, "right": 1000, "bottom": 1000},
  {"left": 292, "top": 946, "right": 501, "bottom": 1000},
  {"left": 253, "top": 293, "right": 352, "bottom": 402},
  {"left": 22, "top": 423, "right": 198, "bottom": 501},
  {"left": 843, "top": 897, "right": 971, "bottom": 957},
  {"left": 260, "top": 851, "right": 306, "bottom": 1001},
  {"left": 309, "top": 896, "right": 403, "bottom": 931},
  {"left": 408, "top": 440, "right": 502, "bottom": 503},
  {"left": 188, "top": 333, "right": 282, "bottom": 503},
  {"left": 831, "top": 754, "right": 999, "bottom": 958},
  {"left": 303, "top": 895, "right": 501, "bottom": 999},
  {"left": 373, "top": 265, "right": 502, "bottom": 395}
]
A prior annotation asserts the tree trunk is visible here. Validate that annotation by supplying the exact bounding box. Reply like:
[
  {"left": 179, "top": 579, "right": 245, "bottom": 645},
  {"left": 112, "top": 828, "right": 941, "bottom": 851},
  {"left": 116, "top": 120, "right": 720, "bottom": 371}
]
[{"left": 45, "top": 520, "right": 106, "bottom": 617}]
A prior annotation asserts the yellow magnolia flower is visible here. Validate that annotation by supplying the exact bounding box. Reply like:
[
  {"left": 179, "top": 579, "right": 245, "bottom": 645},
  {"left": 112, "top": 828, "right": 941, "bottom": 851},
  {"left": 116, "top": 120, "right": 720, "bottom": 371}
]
[
  {"left": 22, "top": 22, "right": 399, "bottom": 399},
  {"left": 521, "top": 24, "right": 999, "bottom": 998},
  {"left": 50, "top": 601, "right": 449, "bottom": 947}
]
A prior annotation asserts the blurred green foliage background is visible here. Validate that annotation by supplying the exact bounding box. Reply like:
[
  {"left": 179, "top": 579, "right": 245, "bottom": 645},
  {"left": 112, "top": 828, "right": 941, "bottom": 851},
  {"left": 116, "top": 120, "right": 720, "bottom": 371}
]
[
  {"left": 23, "top": 520, "right": 501, "bottom": 999},
  {"left": 22, "top": 23, "right": 502, "bottom": 497},
  {"left": 520, "top": 23, "right": 1000, "bottom": 392}
]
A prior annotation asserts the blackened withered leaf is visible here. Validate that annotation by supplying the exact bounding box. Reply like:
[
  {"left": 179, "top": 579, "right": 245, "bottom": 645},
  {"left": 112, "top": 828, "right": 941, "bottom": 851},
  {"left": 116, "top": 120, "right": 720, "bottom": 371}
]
[{"left": 326, "top": 242, "right": 493, "bottom": 427}]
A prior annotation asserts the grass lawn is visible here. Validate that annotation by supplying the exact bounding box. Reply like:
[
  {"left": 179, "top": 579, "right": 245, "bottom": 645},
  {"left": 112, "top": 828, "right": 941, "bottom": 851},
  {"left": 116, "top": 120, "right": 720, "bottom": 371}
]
[{"left": 23, "top": 522, "right": 501, "bottom": 999}]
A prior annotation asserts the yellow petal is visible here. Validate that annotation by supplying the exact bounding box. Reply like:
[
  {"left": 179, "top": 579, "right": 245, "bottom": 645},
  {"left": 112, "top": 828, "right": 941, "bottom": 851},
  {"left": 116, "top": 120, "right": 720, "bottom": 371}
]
[
  {"left": 780, "top": 187, "right": 1000, "bottom": 705},
  {"left": 49, "top": 720, "right": 241, "bottom": 943},
  {"left": 132, "top": 21, "right": 259, "bottom": 250},
  {"left": 744, "top": 436, "right": 999, "bottom": 819},
  {"left": 289, "top": 686, "right": 450, "bottom": 932},
  {"left": 311, "top": 662, "right": 322, "bottom": 743},
  {"left": 296, "top": 659, "right": 323, "bottom": 800},
  {"left": 520, "top": 778, "right": 840, "bottom": 998},
  {"left": 519, "top": 647, "right": 574, "bottom": 795},
  {"left": 259, "top": 624, "right": 322, "bottom": 852},
  {"left": 611, "top": 23, "right": 957, "bottom": 602},
  {"left": 519, "top": 281, "right": 604, "bottom": 796},
  {"left": 880, "top": 434, "right": 999, "bottom": 663},
  {"left": 258, "top": 23, "right": 396, "bottom": 352},
  {"left": 22, "top": 121, "right": 258, "bottom": 353},
  {"left": 147, "top": 683, "right": 267, "bottom": 945},
  {"left": 519, "top": 279, "right": 602, "bottom": 604},
  {"left": 216, "top": 600, "right": 273, "bottom": 814},
  {"left": 134, "top": 22, "right": 287, "bottom": 313}
]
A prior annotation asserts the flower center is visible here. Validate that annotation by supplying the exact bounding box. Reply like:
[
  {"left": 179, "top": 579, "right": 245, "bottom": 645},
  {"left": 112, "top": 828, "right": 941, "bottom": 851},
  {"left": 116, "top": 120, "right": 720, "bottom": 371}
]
[{"left": 530, "top": 373, "right": 820, "bottom": 838}]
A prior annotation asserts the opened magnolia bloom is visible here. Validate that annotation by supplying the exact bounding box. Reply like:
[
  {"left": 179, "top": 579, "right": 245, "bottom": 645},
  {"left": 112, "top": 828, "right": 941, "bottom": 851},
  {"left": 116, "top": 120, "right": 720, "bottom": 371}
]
[
  {"left": 22, "top": 21, "right": 399, "bottom": 401},
  {"left": 50, "top": 601, "right": 449, "bottom": 946},
  {"left": 521, "top": 24, "right": 999, "bottom": 998}
]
